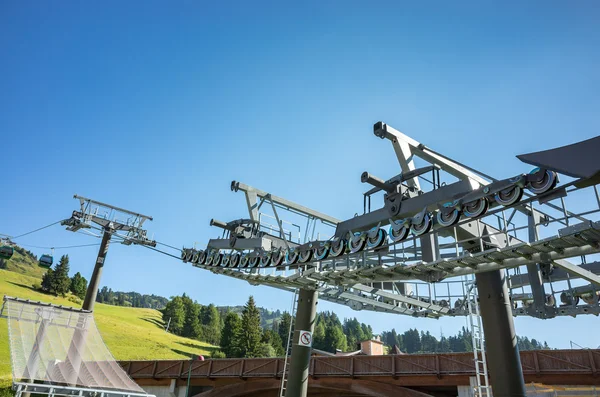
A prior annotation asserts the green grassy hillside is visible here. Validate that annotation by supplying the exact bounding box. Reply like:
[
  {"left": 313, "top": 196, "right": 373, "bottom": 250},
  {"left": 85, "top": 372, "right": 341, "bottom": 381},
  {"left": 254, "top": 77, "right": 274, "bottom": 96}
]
[
  {"left": 0, "top": 270, "right": 217, "bottom": 387},
  {"left": 1, "top": 246, "right": 46, "bottom": 279}
]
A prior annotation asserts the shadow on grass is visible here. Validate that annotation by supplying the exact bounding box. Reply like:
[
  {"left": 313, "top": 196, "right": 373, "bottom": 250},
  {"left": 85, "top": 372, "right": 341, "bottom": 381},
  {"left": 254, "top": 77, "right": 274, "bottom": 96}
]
[
  {"left": 171, "top": 346, "right": 218, "bottom": 358},
  {"left": 177, "top": 341, "right": 210, "bottom": 350},
  {"left": 7, "top": 281, "right": 40, "bottom": 292},
  {"left": 141, "top": 317, "right": 165, "bottom": 329}
]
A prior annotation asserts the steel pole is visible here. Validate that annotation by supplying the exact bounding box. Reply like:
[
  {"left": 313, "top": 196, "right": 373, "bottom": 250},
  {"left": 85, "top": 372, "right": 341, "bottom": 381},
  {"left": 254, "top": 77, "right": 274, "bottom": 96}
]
[
  {"left": 285, "top": 288, "right": 317, "bottom": 397},
  {"left": 83, "top": 228, "right": 112, "bottom": 311},
  {"left": 476, "top": 269, "right": 526, "bottom": 397}
]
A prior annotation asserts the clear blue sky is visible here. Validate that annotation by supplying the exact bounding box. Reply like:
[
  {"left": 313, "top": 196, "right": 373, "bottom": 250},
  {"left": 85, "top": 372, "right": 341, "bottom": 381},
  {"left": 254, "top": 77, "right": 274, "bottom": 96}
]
[{"left": 1, "top": 1, "right": 599, "bottom": 349}]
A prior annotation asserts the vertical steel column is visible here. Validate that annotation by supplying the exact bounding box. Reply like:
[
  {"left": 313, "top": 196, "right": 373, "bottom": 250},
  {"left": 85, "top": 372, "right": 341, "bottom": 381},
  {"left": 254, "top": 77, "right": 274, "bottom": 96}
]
[
  {"left": 285, "top": 288, "right": 318, "bottom": 397},
  {"left": 476, "top": 269, "right": 526, "bottom": 397},
  {"left": 420, "top": 234, "right": 438, "bottom": 262},
  {"left": 527, "top": 210, "right": 551, "bottom": 318},
  {"left": 83, "top": 228, "right": 112, "bottom": 311}
]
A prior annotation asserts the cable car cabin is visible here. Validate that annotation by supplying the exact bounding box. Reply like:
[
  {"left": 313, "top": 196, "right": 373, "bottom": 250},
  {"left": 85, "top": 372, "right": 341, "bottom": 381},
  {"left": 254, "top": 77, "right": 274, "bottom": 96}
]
[
  {"left": 0, "top": 246, "right": 13, "bottom": 260},
  {"left": 38, "top": 255, "right": 53, "bottom": 268}
]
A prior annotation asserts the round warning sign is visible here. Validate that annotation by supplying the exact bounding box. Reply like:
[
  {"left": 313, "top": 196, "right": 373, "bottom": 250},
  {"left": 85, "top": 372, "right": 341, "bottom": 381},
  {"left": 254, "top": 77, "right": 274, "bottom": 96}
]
[{"left": 298, "top": 330, "right": 312, "bottom": 347}]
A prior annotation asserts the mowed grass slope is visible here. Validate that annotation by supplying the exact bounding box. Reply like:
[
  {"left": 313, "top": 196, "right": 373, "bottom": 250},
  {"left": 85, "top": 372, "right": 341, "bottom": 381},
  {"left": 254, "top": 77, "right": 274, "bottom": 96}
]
[
  {"left": 0, "top": 270, "right": 217, "bottom": 387},
  {"left": 2, "top": 248, "right": 46, "bottom": 279}
]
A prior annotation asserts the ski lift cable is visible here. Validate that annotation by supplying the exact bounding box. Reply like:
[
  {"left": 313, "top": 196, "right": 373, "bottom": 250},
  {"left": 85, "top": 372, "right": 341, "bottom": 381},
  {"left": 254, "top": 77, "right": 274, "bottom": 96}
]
[
  {"left": 17, "top": 243, "right": 102, "bottom": 250},
  {"left": 140, "top": 244, "right": 182, "bottom": 261},
  {"left": 5, "top": 220, "right": 66, "bottom": 240},
  {"left": 156, "top": 241, "right": 183, "bottom": 251}
]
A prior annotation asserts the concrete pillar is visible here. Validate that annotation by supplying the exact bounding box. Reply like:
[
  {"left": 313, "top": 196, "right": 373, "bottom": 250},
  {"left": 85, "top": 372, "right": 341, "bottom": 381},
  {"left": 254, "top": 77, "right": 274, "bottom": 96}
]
[
  {"left": 285, "top": 288, "right": 318, "bottom": 397},
  {"left": 476, "top": 269, "right": 526, "bottom": 397}
]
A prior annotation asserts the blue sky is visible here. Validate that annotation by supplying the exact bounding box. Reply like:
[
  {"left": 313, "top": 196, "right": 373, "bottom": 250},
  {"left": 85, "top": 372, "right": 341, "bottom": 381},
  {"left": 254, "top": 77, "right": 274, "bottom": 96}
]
[{"left": 1, "top": 1, "right": 599, "bottom": 349}]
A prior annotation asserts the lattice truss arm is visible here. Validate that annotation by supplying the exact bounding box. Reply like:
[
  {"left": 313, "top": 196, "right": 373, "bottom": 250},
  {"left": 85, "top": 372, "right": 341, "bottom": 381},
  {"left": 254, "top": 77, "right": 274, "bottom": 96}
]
[
  {"left": 61, "top": 195, "right": 156, "bottom": 247},
  {"left": 184, "top": 123, "right": 600, "bottom": 319}
]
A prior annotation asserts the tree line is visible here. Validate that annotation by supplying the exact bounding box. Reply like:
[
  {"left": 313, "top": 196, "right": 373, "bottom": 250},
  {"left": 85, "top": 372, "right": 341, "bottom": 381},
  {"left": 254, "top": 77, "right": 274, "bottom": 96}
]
[
  {"left": 162, "top": 293, "right": 223, "bottom": 346},
  {"left": 38, "top": 254, "right": 88, "bottom": 299},
  {"left": 96, "top": 287, "right": 169, "bottom": 309},
  {"left": 161, "top": 294, "right": 552, "bottom": 358},
  {"left": 381, "top": 327, "right": 550, "bottom": 354}
]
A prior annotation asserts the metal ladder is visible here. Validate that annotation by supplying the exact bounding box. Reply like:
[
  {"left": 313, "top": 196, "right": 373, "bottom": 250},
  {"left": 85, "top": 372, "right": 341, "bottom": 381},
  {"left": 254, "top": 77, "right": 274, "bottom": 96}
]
[
  {"left": 279, "top": 289, "right": 298, "bottom": 397},
  {"left": 465, "top": 277, "right": 491, "bottom": 397}
]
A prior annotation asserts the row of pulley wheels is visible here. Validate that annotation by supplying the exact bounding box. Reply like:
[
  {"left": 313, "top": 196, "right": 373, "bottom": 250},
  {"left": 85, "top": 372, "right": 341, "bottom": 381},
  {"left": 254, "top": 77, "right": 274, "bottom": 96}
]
[{"left": 184, "top": 169, "right": 557, "bottom": 269}]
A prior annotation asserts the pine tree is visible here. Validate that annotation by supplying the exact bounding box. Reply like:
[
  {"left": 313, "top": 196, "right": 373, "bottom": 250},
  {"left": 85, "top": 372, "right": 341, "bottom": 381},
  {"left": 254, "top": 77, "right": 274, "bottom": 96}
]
[
  {"left": 200, "top": 304, "right": 221, "bottom": 345},
  {"left": 278, "top": 312, "right": 293, "bottom": 350},
  {"left": 256, "top": 343, "right": 276, "bottom": 358},
  {"left": 182, "top": 299, "right": 202, "bottom": 339},
  {"left": 240, "top": 296, "right": 262, "bottom": 358},
  {"left": 324, "top": 324, "right": 347, "bottom": 352},
  {"left": 261, "top": 329, "right": 285, "bottom": 357},
  {"left": 51, "top": 255, "right": 71, "bottom": 296},
  {"left": 69, "top": 272, "right": 88, "bottom": 299},
  {"left": 41, "top": 268, "right": 54, "bottom": 292},
  {"left": 221, "top": 311, "right": 242, "bottom": 357},
  {"left": 312, "top": 321, "right": 326, "bottom": 351},
  {"left": 403, "top": 329, "right": 421, "bottom": 353},
  {"left": 163, "top": 296, "right": 185, "bottom": 335}
]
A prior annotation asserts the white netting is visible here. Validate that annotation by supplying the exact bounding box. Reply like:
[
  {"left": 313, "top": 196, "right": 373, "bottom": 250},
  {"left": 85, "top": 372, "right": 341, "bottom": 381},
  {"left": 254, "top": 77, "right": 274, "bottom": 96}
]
[{"left": 5, "top": 298, "right": 146, "bottom": 393}]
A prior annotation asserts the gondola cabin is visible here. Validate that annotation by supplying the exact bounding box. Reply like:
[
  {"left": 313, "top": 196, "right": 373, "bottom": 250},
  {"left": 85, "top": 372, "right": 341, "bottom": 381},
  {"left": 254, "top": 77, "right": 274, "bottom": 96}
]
[
  {"left": 0, "top": 246, "right": 13, "bottom": 260},
  {"left": 38, "top": 254, "right": 53, "bottom": 268}
]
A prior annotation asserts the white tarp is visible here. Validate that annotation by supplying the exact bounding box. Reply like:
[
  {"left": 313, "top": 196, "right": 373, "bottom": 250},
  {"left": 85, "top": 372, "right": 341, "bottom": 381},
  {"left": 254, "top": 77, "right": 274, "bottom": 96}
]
[{"left": 5, "top": 297, "right": 146, "bottom": 394}]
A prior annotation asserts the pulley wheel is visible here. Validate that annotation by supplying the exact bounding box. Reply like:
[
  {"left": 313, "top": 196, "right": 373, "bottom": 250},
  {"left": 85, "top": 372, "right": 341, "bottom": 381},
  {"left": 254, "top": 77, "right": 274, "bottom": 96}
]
[
  {"left": 272, "top": 251, "right": 285, "bottom": 267},
  {"left": 222, "top": 254, "right": 231, "bottom": 267},
  {"left": 239, "top": 254, "right": 250, "bottom": 268},
  {"left": 366, "top": 228, "right": 387, "bottom": 249},
  {"left": 248, "top": 256, "right": 259, "bottom": 268},
  {"left": 298, "top": 249, "right": 313, "bottom": 263},
  {"left": 494, "top": 186, "right": 523, "bottom": 206},
  {"left": 329, "top": 240, "right": 346, "bottom": 257},
  {"left": 213, "top": 253, "right": 223, "bottom": 267},
  {"left": 181, "top": 250, "right": 187, "bottom": 261},
  {"left": 560, "top": 292, "right": 579, "bottom": 306},
  {"left": 192, "top": 251, "right": 200, "bottom": 263},
  {"left": 389, "top": 222, "right": 410, "bottom": 242},
  {"left": 205, "top": 252, "right": 214, "bottom": 266},
  {"left": 230, "top": 253, "right": 241, "bottom": 267},
  {"left": 285, "top": 249, "right": 299, "bottom": 265},
  {"left": 436, "top": 208, "right": 460, "bottom": 227},
  {"left": 462, "top": 198, "right": 489, "bottom": 218},
  {"left": 410, "top": 214, "right": 433, "bottom": 236},
  {"left": 528, "top": 169, "right": 558, "bottom": 195},
  {"left": 581, "top": 292, "right": 598, "bottom": 305},
  {"left": 348, "top": 234, "right": 367, "bottom": 254},
  {"left": 185, "top": 251, "right": 194, "bottom": 262},
  {"left": 259, "top": 253, "right": 272, "bottom": 267},
  {"left": 313, "top": 245, "right": 329, "bottom": 261},
  {"left": 198, "top": 250, "right": 207, "bottom": 265}
]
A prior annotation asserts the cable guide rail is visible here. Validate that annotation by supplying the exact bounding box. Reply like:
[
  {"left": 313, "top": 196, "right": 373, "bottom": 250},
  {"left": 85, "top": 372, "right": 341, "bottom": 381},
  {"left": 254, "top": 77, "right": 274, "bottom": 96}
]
[{"left": 179, "top": 122, "right": 600, "bottom": 319}]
